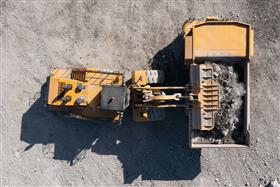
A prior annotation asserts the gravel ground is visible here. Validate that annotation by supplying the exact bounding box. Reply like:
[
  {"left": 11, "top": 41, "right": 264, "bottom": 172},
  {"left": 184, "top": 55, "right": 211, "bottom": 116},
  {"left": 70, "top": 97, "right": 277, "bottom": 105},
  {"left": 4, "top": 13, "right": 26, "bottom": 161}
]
[{"left": 1, "top": 0, "right": 280, "bottom": 186}]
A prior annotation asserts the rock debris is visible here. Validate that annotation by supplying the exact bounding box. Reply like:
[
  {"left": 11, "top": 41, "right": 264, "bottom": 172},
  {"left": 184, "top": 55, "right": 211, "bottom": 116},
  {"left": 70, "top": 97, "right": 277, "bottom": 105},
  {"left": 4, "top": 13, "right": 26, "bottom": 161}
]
[{"left": 198, "top": 62, "right": 246, "bottom": 144}]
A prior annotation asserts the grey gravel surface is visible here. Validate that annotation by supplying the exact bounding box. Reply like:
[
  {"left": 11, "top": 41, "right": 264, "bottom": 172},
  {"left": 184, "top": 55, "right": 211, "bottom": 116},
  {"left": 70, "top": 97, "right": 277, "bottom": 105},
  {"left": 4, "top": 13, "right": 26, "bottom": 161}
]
[{"left": 1, "top": 0, "right": 280, "bottom": 186}]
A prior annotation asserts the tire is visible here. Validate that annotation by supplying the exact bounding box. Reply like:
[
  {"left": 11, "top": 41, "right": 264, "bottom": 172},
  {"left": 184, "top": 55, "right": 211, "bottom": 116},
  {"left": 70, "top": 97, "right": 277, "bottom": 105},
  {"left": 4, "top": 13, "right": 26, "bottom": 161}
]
[{"left": 146, "top": 70, "right": 165, "bottom": 84}]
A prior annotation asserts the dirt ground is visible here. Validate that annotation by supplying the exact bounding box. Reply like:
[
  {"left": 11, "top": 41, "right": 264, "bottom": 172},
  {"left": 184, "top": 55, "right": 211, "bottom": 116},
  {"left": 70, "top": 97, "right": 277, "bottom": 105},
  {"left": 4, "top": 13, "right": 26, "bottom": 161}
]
[{"left": 1, "top": 0, "right": 280, "bottom": 186}]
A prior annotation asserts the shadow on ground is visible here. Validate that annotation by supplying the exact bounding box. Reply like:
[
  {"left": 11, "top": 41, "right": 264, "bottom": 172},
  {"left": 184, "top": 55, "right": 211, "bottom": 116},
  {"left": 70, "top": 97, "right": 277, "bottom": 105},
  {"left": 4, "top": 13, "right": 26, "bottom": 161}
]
[{"left": 20, "top": 34, "right": 201, "bottom": 183}]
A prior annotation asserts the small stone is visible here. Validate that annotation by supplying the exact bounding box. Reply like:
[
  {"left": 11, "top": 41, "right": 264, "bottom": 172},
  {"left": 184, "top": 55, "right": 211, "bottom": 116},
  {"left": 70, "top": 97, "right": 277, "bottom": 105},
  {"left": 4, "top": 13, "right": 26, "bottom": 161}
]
[
  {"left": 214, "top": 64, "right": 221, "bottom": 72},
  {"left": 116, "top": 140, "right": 121, "bottom": 145},
  {"left": 245, "top": 182, "right": 250, "bottom": 186},
  {"left": 269, "top": 179, "right": 280, "bottom": 187},
  {"left": 214, "top": 139, "right": 222, "bottom": 144},
  {"left": 215, "top": 178, "right": 220, "bottom": 182},
  {"left": 264, "top": 180, "right": 270, "bottom": 185},
  {"left": 229, "top": 118, "right": 235, "bottom": 125},
  {"left": 246, "top": 167, "right": 252, "bottom": 172},
  {"left": 227, "top": 66, "right": 234, "bottom": 72},
  {"left": 222, "top": 129, "right": 229, "bottom": 136},
  {"left": 233, "top": 117, "right": 239, "bottom": 123},
  {"left": 230, "top": 124, "right": 236, "bottom": 131},
  {"left": 213, "top": 72, "right": 219, "bottom": 77}
]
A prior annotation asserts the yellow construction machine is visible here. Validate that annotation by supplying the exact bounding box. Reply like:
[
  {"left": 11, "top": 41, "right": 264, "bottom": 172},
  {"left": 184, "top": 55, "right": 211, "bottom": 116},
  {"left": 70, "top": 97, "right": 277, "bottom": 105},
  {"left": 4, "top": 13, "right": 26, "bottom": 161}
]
[
  {"left": 47, "top": 68, "right": 128, "bottom": 122},
  {"left": 46, "top": 17, "right": 253, "bottom": 148}
]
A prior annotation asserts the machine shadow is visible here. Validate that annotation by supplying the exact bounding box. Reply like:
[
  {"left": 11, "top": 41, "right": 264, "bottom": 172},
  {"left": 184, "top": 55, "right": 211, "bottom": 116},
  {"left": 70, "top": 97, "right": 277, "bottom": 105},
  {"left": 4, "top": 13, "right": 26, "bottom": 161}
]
[
  {"left": 147, "top": 33, "right": 187, "bottom": 85},
  {"left": 20, "top": 34, "right": 201, "bottom": 183}
]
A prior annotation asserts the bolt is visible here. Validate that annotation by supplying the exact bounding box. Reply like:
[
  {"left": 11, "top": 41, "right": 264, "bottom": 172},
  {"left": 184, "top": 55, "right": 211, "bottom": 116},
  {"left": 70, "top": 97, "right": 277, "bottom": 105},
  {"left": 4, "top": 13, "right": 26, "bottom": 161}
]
[
  {"left": 61, "top": 96, "right": 71, "bottom": 102},
  {"left": 76, "top": 83, "right": 85, "bottom": 92},
  {"left": 108, "top": 96, "right": 115, "bottom": 104},
  {"left": 62, "top": 84, "right": 72, "bottom": 90},
  {"left": 76, "top": 96, "right": 85, "bottom": 104}
]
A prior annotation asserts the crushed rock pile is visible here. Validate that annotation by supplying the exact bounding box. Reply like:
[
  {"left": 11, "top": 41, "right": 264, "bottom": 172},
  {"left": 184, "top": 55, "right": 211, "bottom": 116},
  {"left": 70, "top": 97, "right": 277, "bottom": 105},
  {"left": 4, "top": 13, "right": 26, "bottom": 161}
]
[{"left": 209, "top": 62, "right": 246, "bottom": 144}]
